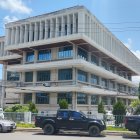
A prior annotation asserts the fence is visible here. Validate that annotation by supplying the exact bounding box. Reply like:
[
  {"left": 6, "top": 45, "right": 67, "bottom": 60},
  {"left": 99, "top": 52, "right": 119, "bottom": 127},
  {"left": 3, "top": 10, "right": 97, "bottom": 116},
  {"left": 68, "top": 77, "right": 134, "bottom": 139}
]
[{"left": 1, "top": 112, "right": 126, "bottom": 127}]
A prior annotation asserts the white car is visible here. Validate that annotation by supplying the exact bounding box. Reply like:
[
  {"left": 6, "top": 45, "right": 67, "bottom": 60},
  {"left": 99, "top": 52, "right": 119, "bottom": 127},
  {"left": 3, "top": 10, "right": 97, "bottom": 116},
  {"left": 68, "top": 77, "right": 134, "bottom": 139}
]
[
  {"left": 0, "top": 108, "right": 4, "bottom": 119},
  {"left": 0, "top": 119, "right": 16, "bottom": 132}
]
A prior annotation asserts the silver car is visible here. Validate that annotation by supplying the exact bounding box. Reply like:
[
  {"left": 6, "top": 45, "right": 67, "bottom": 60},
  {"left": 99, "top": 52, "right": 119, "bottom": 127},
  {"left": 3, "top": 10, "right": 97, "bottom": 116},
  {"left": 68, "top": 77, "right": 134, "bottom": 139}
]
[{"left": 0, "top": 119, "right": 16, "bottom": 132}]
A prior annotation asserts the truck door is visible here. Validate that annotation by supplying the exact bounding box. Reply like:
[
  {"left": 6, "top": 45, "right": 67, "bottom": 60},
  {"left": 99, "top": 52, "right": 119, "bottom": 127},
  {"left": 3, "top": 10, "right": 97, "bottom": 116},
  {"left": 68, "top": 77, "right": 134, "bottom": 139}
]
[
  {"left": 56, "top": 111, "right": 69, "bottom": 129},
  {"left": 69, "top": 111, "right": 87, "bottom": 130}
]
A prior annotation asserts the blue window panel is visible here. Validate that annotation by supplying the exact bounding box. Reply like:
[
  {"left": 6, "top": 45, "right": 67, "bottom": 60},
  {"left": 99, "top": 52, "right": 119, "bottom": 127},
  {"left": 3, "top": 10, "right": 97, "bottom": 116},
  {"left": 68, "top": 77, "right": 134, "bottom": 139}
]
[
  {"left": 26, "top": 52, "right": 34, "bottom": 62},
  {"left": 38, "top": 50, "right": 51, "bottom": 61},
  {"left": 36, "top": 93, "right": 49, "bottom": 104}
]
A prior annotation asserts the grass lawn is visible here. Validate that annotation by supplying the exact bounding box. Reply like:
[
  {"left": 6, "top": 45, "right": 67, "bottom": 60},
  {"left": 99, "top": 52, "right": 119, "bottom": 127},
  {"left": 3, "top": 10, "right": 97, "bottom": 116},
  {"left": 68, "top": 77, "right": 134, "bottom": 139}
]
[
  {"left": 16, "top": 123, "right": 35, "bottom": 128},
  {"left": 107, "top": 126, "right": 128, "bottom": 131}
]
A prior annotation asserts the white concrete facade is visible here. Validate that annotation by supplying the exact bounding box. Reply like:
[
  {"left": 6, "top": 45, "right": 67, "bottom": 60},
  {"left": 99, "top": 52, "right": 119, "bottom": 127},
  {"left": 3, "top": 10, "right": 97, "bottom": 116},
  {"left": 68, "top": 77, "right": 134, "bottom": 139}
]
[{"left": 0, "top": 6, "right": 139, "bottom": 112}]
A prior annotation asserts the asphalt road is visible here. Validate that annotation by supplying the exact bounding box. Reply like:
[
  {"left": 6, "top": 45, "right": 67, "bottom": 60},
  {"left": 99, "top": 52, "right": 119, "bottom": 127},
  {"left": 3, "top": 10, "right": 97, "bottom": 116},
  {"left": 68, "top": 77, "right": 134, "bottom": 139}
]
[{"left": 0, "top": 132, "right": 140, "bottom": 140}]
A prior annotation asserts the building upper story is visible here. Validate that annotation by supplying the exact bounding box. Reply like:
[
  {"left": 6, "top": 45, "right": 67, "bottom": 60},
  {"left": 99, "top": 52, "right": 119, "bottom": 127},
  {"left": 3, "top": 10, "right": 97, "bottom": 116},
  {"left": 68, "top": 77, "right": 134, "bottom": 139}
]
[{"left": 4, "top": 6, "right": 140, "bottom": 76}]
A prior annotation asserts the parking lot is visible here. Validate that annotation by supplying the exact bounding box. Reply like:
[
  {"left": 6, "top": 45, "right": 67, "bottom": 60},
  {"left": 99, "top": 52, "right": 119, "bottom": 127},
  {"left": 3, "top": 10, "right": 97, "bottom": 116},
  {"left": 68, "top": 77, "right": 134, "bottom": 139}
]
[{"left": 0, "top": 132, "right": 140, "bottom": 140}]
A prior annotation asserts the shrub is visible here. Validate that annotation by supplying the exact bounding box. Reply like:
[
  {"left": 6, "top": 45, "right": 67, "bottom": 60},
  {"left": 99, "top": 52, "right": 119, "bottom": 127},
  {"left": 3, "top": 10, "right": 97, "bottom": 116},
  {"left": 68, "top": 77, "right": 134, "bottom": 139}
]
[
  {"left": 98, "top": 101, "right": 105, "bottom": 114},
  {"left": 59, "top": 99, "right": 68, "bottom": 109},
  {"left": 28, "top": 102, "right": 38, "bottom": 113},
  {"left": 113, "top": 100, "right": 126, "bottom": 126}
]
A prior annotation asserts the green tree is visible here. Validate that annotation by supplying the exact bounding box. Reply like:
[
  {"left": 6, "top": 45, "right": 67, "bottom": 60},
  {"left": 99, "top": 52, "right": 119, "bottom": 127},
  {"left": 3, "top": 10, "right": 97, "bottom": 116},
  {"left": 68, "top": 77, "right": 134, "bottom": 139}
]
[
  {"left": 28, "top": 102, "right": 38, "bottom": 113},
  {"left": 138, "top": 83, "right": 140, "bottom": 100},
  {"left": 130, "top": 99, "right": 140, "bottom": 108},
  {"left": 98, "top": 101, "right": 105, "bottom": 114},
  {"left": 59, "top": 99, "right": 68, "bottom": 109},
  {"left": 113, "top": 100, "right": 126, "bottom": 126}
]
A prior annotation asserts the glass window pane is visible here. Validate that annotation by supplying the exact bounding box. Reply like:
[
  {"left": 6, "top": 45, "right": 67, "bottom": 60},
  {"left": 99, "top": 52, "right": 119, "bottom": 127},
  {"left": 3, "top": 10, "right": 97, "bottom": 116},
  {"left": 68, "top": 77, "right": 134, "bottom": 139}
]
[
  {"left": 77, "top": 93, "right": 88, "bottom": 104},
  {"left": 37, "top": 71, "right": 50, "bottom": 81},
  {"left": 58, "top": 69, "right": 72, "bottom": 80},
  {"left": 26, "top": 52, "right": 34, "bottom": 62},
  {"left": 91, "top": 74, "right": 99, "bottom": 85},
  {"left": 25, "top": 72, "right": 33, "bottom": 82},
  {"left": 38, "top": 50, "right": 51, "bottom": 61},
  {"left": 78, "top": 48, "right": 88, "bottom": 61},
  {"left": 36, "top": 93, "right": 49, "bottom": 104},
  {"left": 7, "top": 71, "right": 20, "bottom": 81},
  {"left": 24, "top": 93, "right": 32, "bottom": 104},
  {"left": 57, "top": 93, "right": 72, "bottom": 104},
  {"left": 91, "top": 95, "right": 99, "bottom": 105},
  {"left": 78, "top": 70, "right": 87, "bottom": 82}
]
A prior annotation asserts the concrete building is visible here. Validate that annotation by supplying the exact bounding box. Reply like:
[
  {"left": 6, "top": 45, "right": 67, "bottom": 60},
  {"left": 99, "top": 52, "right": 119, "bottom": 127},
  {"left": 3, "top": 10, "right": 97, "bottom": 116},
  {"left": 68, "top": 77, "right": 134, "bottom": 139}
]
[{"left": 0, "top": 6, "right": 140, "bottom": 112}]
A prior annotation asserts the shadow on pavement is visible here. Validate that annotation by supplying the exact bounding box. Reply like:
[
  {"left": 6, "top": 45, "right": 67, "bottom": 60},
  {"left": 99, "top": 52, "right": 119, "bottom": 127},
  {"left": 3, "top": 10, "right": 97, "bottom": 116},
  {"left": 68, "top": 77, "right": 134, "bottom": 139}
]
[
  {"left": 123, "top": 134, "right": 140, "bottom": 139},
  {"left": 33, "top": 132, "right": 106, "bottom": 138}
]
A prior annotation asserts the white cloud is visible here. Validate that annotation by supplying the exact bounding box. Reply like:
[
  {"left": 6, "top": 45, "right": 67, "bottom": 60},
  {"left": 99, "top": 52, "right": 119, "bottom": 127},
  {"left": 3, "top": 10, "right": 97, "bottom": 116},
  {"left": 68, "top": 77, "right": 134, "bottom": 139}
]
[
  {"left": 0, "top": 0, "right": 32, "bottom": 14},
  {"left": 132, "top": 76, "right": 140, "bottom": 85},
  {"left": 3, "top": 16, "right": 18, "bottom": 24},
  {"left": 124, "top": 38, "right": 132, "bottom": 49}
]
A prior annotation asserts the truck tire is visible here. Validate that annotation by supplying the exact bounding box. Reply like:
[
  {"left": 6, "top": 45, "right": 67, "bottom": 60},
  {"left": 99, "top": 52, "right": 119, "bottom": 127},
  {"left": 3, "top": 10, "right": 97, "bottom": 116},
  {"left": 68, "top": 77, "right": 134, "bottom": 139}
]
[
  {"left": 43, "top": 124, "right": 55, "bottom": 135},
  {"left": 0, "top": 125, "right": 3, "bottom": 133},
  {"left": 89, "top": 125, "right": 100, "bottom": 137},
  {"left": 136, "top": 128, "right": 140, "bottom": 136}
]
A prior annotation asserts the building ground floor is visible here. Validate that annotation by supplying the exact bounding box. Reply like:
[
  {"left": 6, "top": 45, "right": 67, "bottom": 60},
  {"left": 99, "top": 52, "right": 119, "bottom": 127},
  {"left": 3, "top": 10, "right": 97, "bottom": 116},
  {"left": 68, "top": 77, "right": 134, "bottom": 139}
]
[{"left": 17, "top": 91, "right": 134, "bottom": 114}]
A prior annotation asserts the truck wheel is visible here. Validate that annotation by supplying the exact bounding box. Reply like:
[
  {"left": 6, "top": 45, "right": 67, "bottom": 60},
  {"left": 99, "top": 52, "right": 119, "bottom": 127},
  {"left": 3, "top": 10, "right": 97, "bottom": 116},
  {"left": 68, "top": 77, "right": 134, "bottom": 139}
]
[
  {"left": 136, "top": 128, "right": 140, "bottom": 136},
  {"left": 0, "top": 125, "right": 3, "bottom": 133},
  {"left": 89, "top": 125, "right": 100, "bottom": 137},
  {"left": 43, "top": 124, "right": 55, "bottom": 135}
]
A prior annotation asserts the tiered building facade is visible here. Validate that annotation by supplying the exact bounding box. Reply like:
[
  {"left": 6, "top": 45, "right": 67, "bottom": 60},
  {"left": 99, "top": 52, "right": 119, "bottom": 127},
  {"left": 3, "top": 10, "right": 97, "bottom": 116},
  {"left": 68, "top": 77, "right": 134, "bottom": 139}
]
[{"left": 0, "top": 6, "right": 139, "bottom": 112}]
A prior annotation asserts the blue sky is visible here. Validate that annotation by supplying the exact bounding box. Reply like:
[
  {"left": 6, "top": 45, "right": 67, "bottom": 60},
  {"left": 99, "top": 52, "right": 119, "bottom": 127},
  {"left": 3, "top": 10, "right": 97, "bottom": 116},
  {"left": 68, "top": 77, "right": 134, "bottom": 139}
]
[{"left": 0, "top": 0, "right": 140, "bottom": 83}]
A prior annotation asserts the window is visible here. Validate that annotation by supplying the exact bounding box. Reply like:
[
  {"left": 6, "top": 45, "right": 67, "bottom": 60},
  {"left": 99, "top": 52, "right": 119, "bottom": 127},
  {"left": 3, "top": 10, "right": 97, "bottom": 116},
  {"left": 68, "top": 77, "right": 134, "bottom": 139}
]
[
  {"left": 78, "top": 70, "right": 87, "bottom": 82},
  {"left": 91, "top": 74, "right": 99, "bottom": 85},
  {"left": 91, "top": 95, "right": 99, "bottom": 105},
  {"left": 70, "top": 111, "right": 82, "bottom": 120},
  {"left": 65, "top": 24, "right": 67, "bottom": 35},
  {"left": 110, "top": 97, "right": 115, "bottom": 105},
  {"left": 57, "top": 111, "right": 69, "bottom": 119},
  {"left": 59, "top": 25, "right": 61, "bottom": 36},
  {"left": 102, "top": 78, "right": 108, "bottom": 88},
  {"left": 38, "top": 50, "right": 51, "bottom": 61},
  {"left": 110, "top": 65, "right": 115, "bottom": 73},
  {"left": 48, "top": 28, "right": 50, "bottom": 38},
  {"left": 58, "top": 69, "right": 72, "bottom": 80},
  {"left": 25, "top": 72, "right": 33, "bottom": 82},
  {"left": 91, "top": 55, "right": 99, "bottom": 66},
  {"left": 36, "top": 93, "right": 49, "bottom": 104},
  {"left": 70, "top": 23, "right": 73, "bottom": 34},
  {"left": 58, "top": 46, "right": 73, "bottom": 59},
  {"left": 7, "top": 71, "right": 20, "bottom": 81},
  {"left": 102, "top": 96, "right": 108, "bottom": 105},
  {"left": 101, "top": 61, "right": 108, "bottom": 70},
  {"left": 37, "top": 71, "right": 50, "bottom": 81},
  {"left": 24, "top": 93, "right": 32, "bottom": 104},
  {"left": 77, "top": 93, "right": 88, "bottom": 104},
  {"left": 57, "top": 93, "right": 72, "bottom": 104},
  {"left": 110, "top": 81, "right": 115, "bottom": 89},
  {"left": 26, "top": 52, "right": 34, "bottom": 62},
  {"left": 78, "top": 48, "right": 88, "bottom": 61}
]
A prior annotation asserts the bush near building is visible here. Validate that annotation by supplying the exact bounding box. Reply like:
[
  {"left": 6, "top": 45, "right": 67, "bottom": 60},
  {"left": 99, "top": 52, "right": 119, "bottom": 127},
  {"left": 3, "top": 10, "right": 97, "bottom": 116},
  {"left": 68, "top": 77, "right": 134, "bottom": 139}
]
[
  {"left": 113, "top": 100, "right": 126, "bottom": 126},
  {"left": 58, "top": 99, "right": 68, "bottom": 109},
  {"left": 98, "top": 101, "right": 105, "bottom": 114}
]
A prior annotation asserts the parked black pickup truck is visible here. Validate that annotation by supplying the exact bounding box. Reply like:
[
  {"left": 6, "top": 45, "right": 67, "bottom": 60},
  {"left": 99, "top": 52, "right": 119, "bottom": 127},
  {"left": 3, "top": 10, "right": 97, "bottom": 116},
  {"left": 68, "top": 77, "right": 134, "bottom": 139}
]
[
  {"left": 35, "top": 109, "right": 106, "bottom": 136},
  {"left": 124, "top": 115, "right": 140, "bottom": 135}
]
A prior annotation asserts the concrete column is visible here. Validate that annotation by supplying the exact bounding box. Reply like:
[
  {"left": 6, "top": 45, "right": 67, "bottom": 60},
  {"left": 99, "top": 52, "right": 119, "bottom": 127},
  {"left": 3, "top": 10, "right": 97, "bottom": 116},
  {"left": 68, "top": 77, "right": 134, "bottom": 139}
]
[
  {"left": 15, "top": 26, "right": 19, "bottom": 44},
  {"left": 35, "top": 22, "right": 38, "bottom": 41},
  {"left": 55, "top": 17, "right": 58, "bottom": 37},
  {"left": 21, "top": 72, "right": 25, "bottom": 82},
  {"left": 1, "top": 64, "right": 7, "bottom": 108},
  {"left": 33, "top": 71, "right": 37, "bottom": 82},
  {"left": 45, "top": 20, "right": 48, "bottom": 39},
  {"left": 88, "top": 52, "right": 91, "bottom": 62},
  {"left": 11, "top": 28, "right": 14, "bottom": 44},
  {"left": 34, "top": 50, "right": 38, "bottom": 63},
  {"left": 24, "top": 24, "right": 27, "bottom": 42},
  {"left": 6, "top": 28, "right": 10, "bottom": 45},
  {"left": 51, "top": 47, "right": 58, "bottom": 60},
  {"left": 23, "top": 51, "right": 26, "bottom": 64},
  {"left": 72, "top": 67, "right": 77, "bottom": 85},
  {"left": 39, "top": 21, "right": 43, "bottom": 40},
  {"left": 20, "top": 93, "right": 24, "bottom": 104},
  {"left": 107, "top": 97, "right": 111, "bottom": 105},
  {"left": 32, "top": 93, "right": 36, "bottom": 103},
  {"left": 50, "top": 19, "right": 53, "bottom": 38},
  {"left": 88, "top": 94, "right": 91, "bottom": 110},
  {"left": 67, "top": 14, "right": 70, "bottom": 35},
  {"left": 73, "top": 14, "right": 76, "bottom": 34},
  {"left": 61, "top": 16, "right": 64, "bottom": 36},
  {"left": 78, "top": 11, "right": 85, "bottom": 34},
  {"left": 73, "top": 44, "right": 77, "bottom": 59},
  {"left": 20, "top": 26, "right": 23, "bottom": 43},
  {"left": 29, "top": 24, "right": 33, "bottom": 42},
  {"left": 50, "top": 93, "right": 57, "bottom": 106},
  {"left": 99, "top": 96, "right": 102, "bottom": 103},
  {"left": 72, "top": 92, "right": 77, "bottom": 110}
]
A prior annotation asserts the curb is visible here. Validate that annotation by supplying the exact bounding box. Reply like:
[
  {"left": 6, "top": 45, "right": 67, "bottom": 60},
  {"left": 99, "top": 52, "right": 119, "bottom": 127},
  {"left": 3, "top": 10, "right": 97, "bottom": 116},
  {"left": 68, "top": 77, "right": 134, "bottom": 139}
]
[{"left": 15, "top": 128, "right": 135, "bottom": 136}]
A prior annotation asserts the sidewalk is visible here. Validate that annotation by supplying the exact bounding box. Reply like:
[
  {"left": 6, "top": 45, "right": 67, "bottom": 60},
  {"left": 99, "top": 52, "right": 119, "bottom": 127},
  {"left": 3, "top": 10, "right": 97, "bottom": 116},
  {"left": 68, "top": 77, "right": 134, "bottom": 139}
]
[{"left": 15, "top": 128, "right": 136, "bottom": 136}]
